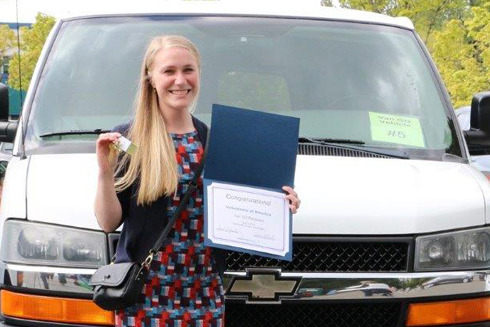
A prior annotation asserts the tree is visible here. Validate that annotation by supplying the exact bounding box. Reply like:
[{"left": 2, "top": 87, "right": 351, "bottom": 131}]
[
  {"left": 8, "top": 13, "right": 56, "bottom": 91},
  {"left": 431, "top": 3, "right": 490, "bottom": 108},
  {"left": 339, "top": 0, "right": 396, "bottom": 14},
  {"left": 466, "top": 3, "right": 490, "bottom": 73},
  {"left": 0, "top": 24, "right": 15, "bottom": 57},
  {"left": 398, "top": 0, "right": 470, "bottom": 45}
]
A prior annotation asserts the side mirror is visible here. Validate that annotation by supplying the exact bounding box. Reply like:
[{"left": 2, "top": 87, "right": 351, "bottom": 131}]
[
  {"left": 0, "top": 83, "right": 18, "bottom": 143},
  {"left": 464, "top": 92, "right": 490, "bottom": 155}
]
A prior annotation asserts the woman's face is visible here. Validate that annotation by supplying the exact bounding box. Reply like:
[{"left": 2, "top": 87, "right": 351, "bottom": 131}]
[{"left": 150, "top": 47, "right": 199, "bottom": 114}]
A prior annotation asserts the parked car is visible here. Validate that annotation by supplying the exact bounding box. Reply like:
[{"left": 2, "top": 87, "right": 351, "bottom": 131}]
[
  {"left": 0, "top": 142, "right": 13, "bottom": 206},
  {"left": 334, "top": 282, "right": 393, "bottom": 297},
  {"left": 456, "top": 106, "right": 490, "bottom": 172},
  {"left": 0, "top": 3, "right": 490, "bottom": 327},
  {"left": 422, "top": 273, "right": 474, "bottom": 289},
  {"left": 0, "top": 143, "right": 13, "bottom": 164}
]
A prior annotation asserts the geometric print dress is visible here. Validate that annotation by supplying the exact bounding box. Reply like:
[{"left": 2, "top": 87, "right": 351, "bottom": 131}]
[{"left": 115, "top": 131, "right": 225, "bottom": 327}]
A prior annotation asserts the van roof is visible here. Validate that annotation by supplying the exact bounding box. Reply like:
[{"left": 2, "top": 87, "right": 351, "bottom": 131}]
[{"left": 60, "top": 3, "right": 414, "bottom": 30}]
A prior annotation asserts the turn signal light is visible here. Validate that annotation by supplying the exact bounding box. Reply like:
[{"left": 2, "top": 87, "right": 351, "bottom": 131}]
[
  {"left": 407, "top": 297, "right": 490, "bottom": 326},
  {"left": 1, "top": 290, "right": 114, "bottom": 325}
]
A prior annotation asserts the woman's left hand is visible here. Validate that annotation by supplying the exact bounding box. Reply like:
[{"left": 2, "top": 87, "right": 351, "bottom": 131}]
[{"left": 282, "top": 186, "right": 301, "bottom": 214}]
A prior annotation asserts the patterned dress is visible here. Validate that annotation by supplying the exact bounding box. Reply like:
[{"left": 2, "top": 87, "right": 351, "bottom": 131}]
[{"left": 116, "top": 131, "right": 225, "bottom": 327}]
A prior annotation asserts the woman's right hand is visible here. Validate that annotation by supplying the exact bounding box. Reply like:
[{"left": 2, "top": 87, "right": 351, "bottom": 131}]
[
  {"left": 95, "top": 132, "right": 124, "bottom": 232},
  {"left": 96, "top": 132, "right": 121, "bottom": 174}
]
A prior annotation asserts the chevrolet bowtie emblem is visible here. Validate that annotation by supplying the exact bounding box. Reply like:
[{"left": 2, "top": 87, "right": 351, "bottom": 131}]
[{"left": 227, "top": 269, "right": 301, "bottom": 302}]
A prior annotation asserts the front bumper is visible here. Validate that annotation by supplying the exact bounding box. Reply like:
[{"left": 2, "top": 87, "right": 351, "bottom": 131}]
[
  {"left": 225, "top": 269, "right": 490, "bottom": 302},
  {"left": 2, "top": 263, "right": 488, "bottom": 301},
  {"left": 1, "top": 263, "right": 490, "bottom": 326},
  {"left": 223, "top": 269, "right": 490, "bottom": 326}
]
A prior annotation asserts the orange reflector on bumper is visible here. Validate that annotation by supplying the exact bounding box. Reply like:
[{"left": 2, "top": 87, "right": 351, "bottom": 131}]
[
  {"left": 1, "top": 290, "right": 114, "bottom": 326},
  {"left": 407, "top": 297, "right": 490, "bottom": 326}
]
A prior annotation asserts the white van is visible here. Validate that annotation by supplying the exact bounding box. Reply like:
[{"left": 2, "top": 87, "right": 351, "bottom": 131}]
[{"left": 1, "top": 4, "right": 490, "bottom": 327}]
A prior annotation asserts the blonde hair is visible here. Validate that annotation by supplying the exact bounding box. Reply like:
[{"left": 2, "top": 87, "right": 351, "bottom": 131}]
[{"left": 115, "top": 35, "right": 201, "bottom": 206}]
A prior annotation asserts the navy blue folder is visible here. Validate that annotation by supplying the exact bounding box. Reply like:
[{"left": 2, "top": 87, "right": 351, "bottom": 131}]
[{"left": 203, "top": 104, "right": 300, "bottom": 261}]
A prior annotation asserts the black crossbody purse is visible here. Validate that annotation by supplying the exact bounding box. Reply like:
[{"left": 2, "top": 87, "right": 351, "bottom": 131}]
[{"left": 89, "top": 134, "right": 209, "bottom": 311}]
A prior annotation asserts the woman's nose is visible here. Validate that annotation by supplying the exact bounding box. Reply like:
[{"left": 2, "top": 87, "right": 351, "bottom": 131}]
[{"left": 174, "top": 72, "right": 186, "bottom": 85}]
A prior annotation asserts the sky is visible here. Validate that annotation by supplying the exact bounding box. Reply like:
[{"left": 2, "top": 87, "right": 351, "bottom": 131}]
[{"left": 0, "top": 0, "right": 339, "bottom": 23}]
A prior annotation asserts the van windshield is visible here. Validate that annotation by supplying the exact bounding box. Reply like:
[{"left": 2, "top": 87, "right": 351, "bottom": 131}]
[{"left": 24, "top": 16, "right": 460, "bottom": 159}]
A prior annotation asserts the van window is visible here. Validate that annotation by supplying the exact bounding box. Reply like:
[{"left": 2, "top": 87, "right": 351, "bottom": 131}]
[{"left": 24, "top": 16, "right": 460, "bottom": 159}]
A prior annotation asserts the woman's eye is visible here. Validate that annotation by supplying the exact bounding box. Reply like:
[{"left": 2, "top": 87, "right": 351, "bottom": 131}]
[{"left": 184, "top": 68, "right": 194, "bottom": 72}]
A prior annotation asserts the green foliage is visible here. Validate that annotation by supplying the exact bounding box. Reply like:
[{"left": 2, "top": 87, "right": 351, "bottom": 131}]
[
  {"left": 396, "top": 0, "right": 469, "bottom": 45},
  {"left": 466, "top": 4, "right": 490, "bottom": 70},
  {"left": 8, "top": 13, "right": 56, "bottom": 91},
  {"left": 338, "top": 0, "right": 397, "bottom": 14},
  {"left": 431, "top": 4, "right": 490, "bottom": 108},
  {"left": 431, "top": 20, "right": 486, "bottom": 108},
  {"left": 0, "top": 24, "right": 15, "bottom": 56},
  {"left": 321, "top": 0, "right": 333, "bottom": 6}
]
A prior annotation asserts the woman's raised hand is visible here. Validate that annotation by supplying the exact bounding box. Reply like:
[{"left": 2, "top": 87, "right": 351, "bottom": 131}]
[
  {"left": 96, "top": 132, "right": 121, "bottom": 174},
  {"left": 282, "top": 186, "right": 301, "bottom": 214}
]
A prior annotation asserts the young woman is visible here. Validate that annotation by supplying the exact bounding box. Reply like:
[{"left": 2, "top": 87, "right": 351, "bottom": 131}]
[{"left": 95, "top": 35, "right": 300, "bottom": 327}]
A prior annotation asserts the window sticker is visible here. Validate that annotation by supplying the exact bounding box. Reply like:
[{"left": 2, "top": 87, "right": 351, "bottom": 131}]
[{"left": 369, "top": 112, "right": 425, "bottom": 148}]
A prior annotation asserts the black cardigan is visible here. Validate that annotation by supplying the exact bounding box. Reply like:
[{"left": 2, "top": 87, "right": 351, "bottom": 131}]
[{"left": 111, "top": 116, "right": 226, "bottom": 277}]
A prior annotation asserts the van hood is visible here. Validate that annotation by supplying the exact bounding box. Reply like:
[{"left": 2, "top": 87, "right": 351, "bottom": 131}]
[
  {"left": 294, "top": 156, "right": 487, "bottom": 234},
  {"left": 25, "top": 154, "right": 488, "bottom": 234},
  {"left": 27, "top": 154, "right": 101, "bottom": 230}
]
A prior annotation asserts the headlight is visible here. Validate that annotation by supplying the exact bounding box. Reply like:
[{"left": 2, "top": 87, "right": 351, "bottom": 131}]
[
  {"left": 415, "top": 227, "right": 490, "bottom": 271},
  {"left": 1, "top": 219, "right": 107, "bottom": 268}
]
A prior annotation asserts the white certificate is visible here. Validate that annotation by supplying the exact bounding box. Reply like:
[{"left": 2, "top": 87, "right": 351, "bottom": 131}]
[{"left": 206, "top": 181, "right": 290, "bottom": 257}]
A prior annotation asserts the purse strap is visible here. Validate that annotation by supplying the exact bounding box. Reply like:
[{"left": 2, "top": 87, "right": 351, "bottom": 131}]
[{"left": 141, "top": 129, "right": 210, "bottom": 268}]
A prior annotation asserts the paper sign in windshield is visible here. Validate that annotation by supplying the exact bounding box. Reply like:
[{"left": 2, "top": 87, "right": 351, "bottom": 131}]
[{"left": 369, "top": 112, "right": 425, "bottom": 148}]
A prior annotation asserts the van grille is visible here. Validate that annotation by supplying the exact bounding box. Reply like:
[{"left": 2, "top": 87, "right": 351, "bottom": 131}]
[
  {"left": 109, "top": 235, "right": 411, "bottom": 273},
  {"left": 226, "top": 302, "right": 402, "bottom": 327},
  {"left": 298, "top": 143, "right": 393, "bottom": 158},
  {"left": 225, "top": 238, "right": 410, "bottom": 272}
]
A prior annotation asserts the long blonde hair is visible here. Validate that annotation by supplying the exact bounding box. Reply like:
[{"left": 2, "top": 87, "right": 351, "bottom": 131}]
[{"left": 115, "top": 35, "right": 201, "bottom": 206}]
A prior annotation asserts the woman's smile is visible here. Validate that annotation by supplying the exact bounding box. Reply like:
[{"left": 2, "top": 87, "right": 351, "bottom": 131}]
[{"left": 169, "top": 89, "right": 191, "bottom": 96}]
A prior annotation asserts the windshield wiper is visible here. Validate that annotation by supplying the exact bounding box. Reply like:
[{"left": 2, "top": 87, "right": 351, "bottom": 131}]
[
  {"left": 299, "top": 137, "right": 365, "bottom": 145},
  {"left": 298, "top": 137, "right": 409, "bottom": 159},
  {"left": 40, "top": 129, "right": 111, "bottom": 138}
]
